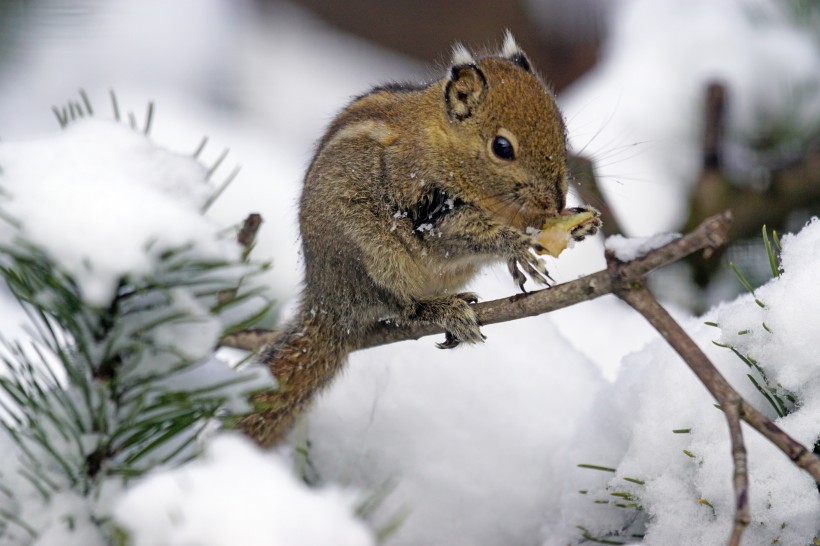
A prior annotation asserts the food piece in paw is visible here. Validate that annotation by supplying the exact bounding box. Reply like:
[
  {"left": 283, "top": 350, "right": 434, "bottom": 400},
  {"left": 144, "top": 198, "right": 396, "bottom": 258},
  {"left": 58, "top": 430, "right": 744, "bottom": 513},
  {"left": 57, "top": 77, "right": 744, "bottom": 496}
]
[{"left": 533, "top": 206, "right": 602, "bottom": 257}]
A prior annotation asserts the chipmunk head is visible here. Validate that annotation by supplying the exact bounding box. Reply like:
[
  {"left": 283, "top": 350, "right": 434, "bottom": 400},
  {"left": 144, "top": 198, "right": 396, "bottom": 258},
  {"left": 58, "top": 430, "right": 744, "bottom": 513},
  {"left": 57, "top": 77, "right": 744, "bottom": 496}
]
[{"left": 434, "top": 32, "right": 567, "bottom": 231}]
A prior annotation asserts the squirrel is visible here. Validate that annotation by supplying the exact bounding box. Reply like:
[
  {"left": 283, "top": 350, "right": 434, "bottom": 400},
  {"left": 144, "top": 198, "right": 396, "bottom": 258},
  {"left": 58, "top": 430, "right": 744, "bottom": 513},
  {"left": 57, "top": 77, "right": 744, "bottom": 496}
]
[{"left": 239, "top": 32, "right": 600, "bottom": 447}]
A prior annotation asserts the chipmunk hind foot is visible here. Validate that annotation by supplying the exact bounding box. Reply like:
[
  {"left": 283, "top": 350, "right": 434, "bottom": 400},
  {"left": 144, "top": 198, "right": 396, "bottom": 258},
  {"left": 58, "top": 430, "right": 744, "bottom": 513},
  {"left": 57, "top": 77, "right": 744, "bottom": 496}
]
[{"left": 405, "top": 293, "right": 485, "bottom": 349}]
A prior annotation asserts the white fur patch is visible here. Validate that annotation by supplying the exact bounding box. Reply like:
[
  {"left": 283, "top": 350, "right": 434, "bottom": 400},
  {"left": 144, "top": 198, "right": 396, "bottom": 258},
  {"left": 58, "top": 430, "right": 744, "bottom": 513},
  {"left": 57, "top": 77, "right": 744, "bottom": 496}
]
[
  {"left": 501, "top": 30, "right": 522, "bottom": 58},
  {"left": 451, "top": 42, "right": 475, "bottom": 67}
]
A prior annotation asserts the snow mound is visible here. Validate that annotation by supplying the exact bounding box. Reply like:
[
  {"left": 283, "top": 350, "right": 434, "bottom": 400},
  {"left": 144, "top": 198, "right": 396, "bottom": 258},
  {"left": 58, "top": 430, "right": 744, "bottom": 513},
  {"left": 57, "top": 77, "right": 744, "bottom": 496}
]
[
  {"left": 549, "top": 218, "right": 820, "bottom": 545},
  {"left": 305, "top": 314, "right": 604, "bottom": 546},
  {"left": 114, "top": 434, "right": 374, "bottom": 546}
]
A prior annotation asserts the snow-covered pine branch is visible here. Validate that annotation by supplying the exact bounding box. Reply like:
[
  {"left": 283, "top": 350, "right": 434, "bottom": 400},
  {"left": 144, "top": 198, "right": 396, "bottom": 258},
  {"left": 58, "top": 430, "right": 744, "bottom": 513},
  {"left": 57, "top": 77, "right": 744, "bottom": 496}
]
[{"left": 0, "top": 116, "right": 374, "bottom": 545}]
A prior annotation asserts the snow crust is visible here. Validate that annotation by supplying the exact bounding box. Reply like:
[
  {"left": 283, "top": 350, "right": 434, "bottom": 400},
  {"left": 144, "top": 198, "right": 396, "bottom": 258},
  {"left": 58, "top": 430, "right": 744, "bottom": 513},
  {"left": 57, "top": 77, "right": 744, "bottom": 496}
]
[{"left": 115, "top": 434, "right": 374, "bottom": 546}]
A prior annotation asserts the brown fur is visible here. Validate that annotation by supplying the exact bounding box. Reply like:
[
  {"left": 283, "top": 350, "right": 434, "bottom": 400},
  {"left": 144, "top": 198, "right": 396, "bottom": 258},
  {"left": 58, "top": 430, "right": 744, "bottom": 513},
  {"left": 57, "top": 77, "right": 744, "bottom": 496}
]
[{"left": 240, "top": 39, "right": 578, "bottom": 447}]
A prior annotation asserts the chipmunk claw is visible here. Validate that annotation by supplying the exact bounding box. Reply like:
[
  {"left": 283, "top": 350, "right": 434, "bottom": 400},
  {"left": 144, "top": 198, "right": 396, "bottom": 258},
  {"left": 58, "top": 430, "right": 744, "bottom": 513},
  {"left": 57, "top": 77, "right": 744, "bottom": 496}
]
[
  {"left": 410, "top": 294, "right": 485, "bottom": 349},
  {"left": 508, "top": 247, "right": 553, "bottom": 292},
  {"left": 570, "top": 221, "right": 602, "bottom": 241},
  {"left": 456, "top": 291, "right": 480, "bottom": 305},
  {"left": 437, "top": 331, "right": 460, "bottom": 349},
  {"left": 507, "top": 258, "right": 528, "bottom": 293}
]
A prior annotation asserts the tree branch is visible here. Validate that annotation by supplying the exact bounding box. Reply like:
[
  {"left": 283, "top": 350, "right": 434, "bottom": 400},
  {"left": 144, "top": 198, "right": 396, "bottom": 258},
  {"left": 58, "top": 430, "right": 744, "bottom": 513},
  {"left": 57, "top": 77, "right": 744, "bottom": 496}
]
[
  {"left": 222, "top": 211, "right": 732, "bottom": 351},
  {"left": 616, "top": 285, "right": 750, "bottom": 545},
  {"left": 225, "top": 210, "right": 820, "bottom": 499},
  {"left": 359, "top": 210, "right": 730, "bottom": 349}
]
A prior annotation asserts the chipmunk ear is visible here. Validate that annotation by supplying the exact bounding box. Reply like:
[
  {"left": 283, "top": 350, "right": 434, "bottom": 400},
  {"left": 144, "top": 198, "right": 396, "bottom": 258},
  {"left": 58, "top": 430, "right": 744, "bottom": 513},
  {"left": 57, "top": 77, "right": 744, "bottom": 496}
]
[
  {"left": 445, "top": 44, "right": 487, "bottom": 121},
  {"left": 500, "top": 30, "right": 531, "bottom": 72}
]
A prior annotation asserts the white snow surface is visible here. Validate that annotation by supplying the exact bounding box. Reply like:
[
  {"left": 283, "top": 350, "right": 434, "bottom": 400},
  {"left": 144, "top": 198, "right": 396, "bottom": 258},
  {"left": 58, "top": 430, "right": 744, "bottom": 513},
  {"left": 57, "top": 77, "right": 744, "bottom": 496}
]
[
  {"left": 114, "top": 434, "right": 374, "bottom": 546},
  {"left": 545, "top": 218, "right": 820, "bottom": 545},
  {"left": 0, "top": 119, "right": 239, "bottom": 306},
  {"left": 605, "top": 232, "right": 681, "bottom": 262},
  {"left": 0, "top": 1, "right": 818, "bottom": 545},
  {"left": 305, "top": 314, "right": 604, "bottom": 546}
]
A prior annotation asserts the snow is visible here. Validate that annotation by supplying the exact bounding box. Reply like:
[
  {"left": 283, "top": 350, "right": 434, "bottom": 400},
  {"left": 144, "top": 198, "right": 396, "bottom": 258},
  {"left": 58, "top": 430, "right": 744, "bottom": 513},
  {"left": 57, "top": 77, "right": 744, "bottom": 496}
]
[
  {"left": 298, "top": 217, "right": 820, "bottom": 545},
  {"left": 305, "top": 315, "right": 604, "bottom": 546},
  {"left": 0, "top": 0, "right": 817, "bottom": 545},
  {"left": 0, "top": 119, "right": 238, "bottom": 306},
  {"left": 545, "top": 218, "right": 820, "bottom": 545},
  {"left": 0, "top": 119, "right": 279, "bottom": 544},
  {"left": 114, "top": 434, "right": 374, "bottom": 546},
  {"left": 605, "top": 232, "right": 681, "bottom": 262}
]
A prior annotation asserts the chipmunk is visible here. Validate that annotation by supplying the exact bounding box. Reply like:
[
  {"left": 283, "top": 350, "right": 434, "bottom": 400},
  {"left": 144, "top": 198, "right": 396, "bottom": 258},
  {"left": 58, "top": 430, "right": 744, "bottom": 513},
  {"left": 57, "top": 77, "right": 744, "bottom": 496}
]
[{"left": 240, "top": 32, "right": 601, "bottom": 447}]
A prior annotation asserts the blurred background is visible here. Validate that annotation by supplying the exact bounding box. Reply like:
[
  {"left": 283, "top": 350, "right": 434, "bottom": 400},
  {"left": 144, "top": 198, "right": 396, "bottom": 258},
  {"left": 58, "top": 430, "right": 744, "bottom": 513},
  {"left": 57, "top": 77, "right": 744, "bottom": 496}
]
[{"left": 0, "top": 0, "right": 818, "bottom": 319}]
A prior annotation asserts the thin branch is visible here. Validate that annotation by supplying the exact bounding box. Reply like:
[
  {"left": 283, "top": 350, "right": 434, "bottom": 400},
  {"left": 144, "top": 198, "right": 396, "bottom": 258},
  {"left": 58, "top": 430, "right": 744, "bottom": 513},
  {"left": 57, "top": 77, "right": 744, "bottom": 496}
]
[
  {"left": 222, "top": 211, "right": 732, "bottom": 351},
  {"left": 226, "top": 210, "right": 820, "bottom": 491},
  {"left": 616, "top": 285, "right": 750, "bottom": 545},
  {"left": 725, "top": 399, "right": 750, "bottom": 546},
  {"left": 236, "top": 213, "right": 262, "bottom": 253},
  {"left": 702, "top": 81, "right": 726, "bottom": 173},
  {"left": 217, "top": 214, "right": 263, "bottom": 306},
  {"left": 360, "top": 210, "right": 731, "bottom": 349},
  {"left": 616, "top": 284, "right": 820, "bottom": 485}
]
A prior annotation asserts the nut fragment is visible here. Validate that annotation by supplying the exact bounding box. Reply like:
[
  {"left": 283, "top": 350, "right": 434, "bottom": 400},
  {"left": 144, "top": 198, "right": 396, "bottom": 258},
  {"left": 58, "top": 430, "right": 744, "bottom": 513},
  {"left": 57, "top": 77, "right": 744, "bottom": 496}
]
[{"left": 534, "top": 207, "right": 602, "bottom": 257}]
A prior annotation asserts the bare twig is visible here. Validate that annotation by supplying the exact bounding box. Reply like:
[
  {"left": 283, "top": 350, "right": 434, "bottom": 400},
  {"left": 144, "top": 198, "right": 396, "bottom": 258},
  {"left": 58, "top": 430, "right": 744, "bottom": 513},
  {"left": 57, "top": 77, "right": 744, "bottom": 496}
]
[
  {"left": 361, "top": 210, "right": 730, "bottom": 348},
  {"left": 237, "top": 213, "right": 262, "bottom": 254},
  {"left": 226, "top": 210, "right": 820, "bottom": 496},
  {"left": 218, "top": 214, "right": 263, "bottom": 306},
  {"left": 222, "top": 211, "right": 732, "bottom": 351},
  {"left": 616, "top": 285, "right": 750, "bottom": 545},
  {"left": 702, "top": 81, "right": 726, "bottom": 173},
  {"left": 686, "top": 81, "right": 820, "bottom": 285},
  {"left": 725, "top": 399, "right": 750, "bottom": 546}
]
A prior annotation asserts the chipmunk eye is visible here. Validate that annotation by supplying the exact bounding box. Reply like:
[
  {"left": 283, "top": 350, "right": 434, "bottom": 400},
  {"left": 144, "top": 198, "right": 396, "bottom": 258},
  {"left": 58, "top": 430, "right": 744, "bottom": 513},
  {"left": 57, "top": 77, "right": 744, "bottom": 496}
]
[{"left": 491, "top": 135, "right": 515, "bottom": 161}]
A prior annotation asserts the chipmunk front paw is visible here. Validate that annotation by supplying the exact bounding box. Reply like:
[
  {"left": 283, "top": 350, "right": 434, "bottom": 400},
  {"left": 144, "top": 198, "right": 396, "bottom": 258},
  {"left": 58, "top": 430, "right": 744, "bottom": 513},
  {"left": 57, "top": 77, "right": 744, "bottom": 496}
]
[
  {"left": 565, "top": 206, "right": 603, "bottom": 242},
  {"left": 507, "top": 241, "right": 554, "bottom": 293}
]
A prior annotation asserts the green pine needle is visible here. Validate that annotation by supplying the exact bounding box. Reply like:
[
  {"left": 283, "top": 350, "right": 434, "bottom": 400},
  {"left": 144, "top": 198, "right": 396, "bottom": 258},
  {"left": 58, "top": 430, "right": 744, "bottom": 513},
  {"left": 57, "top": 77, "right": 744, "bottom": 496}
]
[
  {"left": 762, "top": 225, "right": 781, "bottom": 278},
  {"left": 728, "top": 261, "right": 757, "bottom": 295},
  {"left": 110, "top": 89, "right": 120, "bottom": 121},
  {"left": 206, "top": 147, "right": 230, "bottom": 179},
  {"left": 578, "top": 463, "right": 617, "bottom": 472},
  {"left": 79, "top": 89, "right": 94, "bottom": 116},
  {"left": 192, "top": 136, "right": 209, "bottom": 158},
  {"left": 143, "top": 101, "right": 154, "bottom": 135}
]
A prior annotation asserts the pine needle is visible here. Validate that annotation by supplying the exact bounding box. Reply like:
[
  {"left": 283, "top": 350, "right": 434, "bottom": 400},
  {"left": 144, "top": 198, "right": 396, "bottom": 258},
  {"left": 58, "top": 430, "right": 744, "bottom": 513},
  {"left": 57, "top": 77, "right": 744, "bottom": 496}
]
[
  {"left": 143, "top": 101, "right": 154, "bottom": 135},
  {"left": 109, "top": 89, "right": 120, "bottom": 121},
  {"left": 79, "top": 89, "right": 94, "bottom": 116}
]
